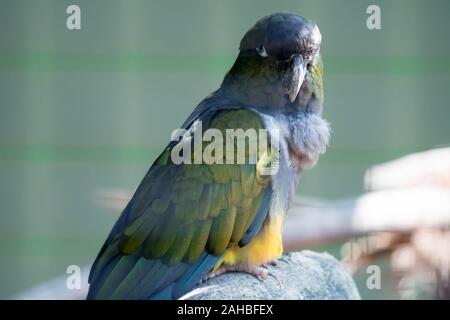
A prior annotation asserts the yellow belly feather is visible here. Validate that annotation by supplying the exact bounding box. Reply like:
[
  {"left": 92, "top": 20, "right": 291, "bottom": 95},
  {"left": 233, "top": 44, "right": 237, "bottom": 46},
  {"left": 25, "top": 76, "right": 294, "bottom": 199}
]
[{"left": 216, "top": 215, "right": 284, "bottom": 268}]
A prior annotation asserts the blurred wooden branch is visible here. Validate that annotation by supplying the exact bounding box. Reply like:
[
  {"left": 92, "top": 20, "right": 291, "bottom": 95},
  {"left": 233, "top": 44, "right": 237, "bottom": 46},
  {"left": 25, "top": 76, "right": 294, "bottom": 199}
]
[
  {"left": 364, "top": 147, "right": 450, "bottom": 190},
  {"left": 284, "top": 187, "right": 450, "bottom": 250}
]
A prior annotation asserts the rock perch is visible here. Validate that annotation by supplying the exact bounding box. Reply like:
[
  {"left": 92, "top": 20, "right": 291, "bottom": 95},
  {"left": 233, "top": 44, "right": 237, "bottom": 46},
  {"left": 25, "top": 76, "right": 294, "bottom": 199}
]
[{"left": 182, "top": 250, "right": 361, "bottom": 300}]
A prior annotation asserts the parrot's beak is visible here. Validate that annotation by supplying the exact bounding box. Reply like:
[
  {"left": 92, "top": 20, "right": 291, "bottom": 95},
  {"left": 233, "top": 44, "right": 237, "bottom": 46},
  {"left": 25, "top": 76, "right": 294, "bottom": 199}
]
[{"left": 278, "top": 54, "right": 307, "bottom": 103}]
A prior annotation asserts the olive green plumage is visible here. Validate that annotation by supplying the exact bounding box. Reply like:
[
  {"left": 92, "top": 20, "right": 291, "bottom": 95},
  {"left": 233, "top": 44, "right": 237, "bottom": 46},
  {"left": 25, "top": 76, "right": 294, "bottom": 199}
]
[{"left": 88, "top": 109, "right": 274, "bottom": 299}]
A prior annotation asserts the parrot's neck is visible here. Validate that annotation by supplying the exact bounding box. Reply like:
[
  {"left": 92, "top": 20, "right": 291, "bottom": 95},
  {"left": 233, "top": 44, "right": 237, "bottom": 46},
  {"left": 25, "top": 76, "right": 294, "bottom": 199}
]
[
  {"left": 258, "top": 110, "right": 330, "bottom": 220},
  {"left": 266, "top": 111, "right": 330, "bottom": 172}
]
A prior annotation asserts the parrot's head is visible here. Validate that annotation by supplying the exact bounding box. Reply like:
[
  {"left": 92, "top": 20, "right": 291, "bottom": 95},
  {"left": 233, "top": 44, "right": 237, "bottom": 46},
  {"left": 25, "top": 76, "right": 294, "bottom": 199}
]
[{"left": 222, "top": 13, "right": 323, "bottom": 111}]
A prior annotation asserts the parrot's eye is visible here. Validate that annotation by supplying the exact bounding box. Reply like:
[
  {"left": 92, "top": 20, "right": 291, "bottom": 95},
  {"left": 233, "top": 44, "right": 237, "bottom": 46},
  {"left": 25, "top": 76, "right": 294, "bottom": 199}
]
[{"left": 256, "top": 45, "right": 268, "bottom": 58}]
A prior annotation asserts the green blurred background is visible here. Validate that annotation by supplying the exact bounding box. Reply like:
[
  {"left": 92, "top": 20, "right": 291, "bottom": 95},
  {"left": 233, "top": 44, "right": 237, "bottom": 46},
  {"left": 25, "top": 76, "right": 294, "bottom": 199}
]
[{"left": 0, "top": 0, "right": 449, "bottom": 299}]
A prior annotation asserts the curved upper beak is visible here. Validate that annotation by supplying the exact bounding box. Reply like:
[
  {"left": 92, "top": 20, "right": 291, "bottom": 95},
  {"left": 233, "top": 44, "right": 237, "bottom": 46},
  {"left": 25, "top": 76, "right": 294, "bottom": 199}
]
[{"left": 278, "top": 54, "right": 307, "bottom": 102}]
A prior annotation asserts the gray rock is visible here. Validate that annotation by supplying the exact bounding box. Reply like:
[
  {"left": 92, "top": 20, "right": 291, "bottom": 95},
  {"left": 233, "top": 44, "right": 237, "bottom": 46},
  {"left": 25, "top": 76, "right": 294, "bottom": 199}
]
[{"left": 182, "top": 250, "right": 361, "bottom": 300}]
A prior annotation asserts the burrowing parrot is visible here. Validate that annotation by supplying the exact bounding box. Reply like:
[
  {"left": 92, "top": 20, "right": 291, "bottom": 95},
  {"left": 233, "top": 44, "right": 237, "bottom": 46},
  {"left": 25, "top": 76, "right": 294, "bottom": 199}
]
[{"left": 87, "top": 12, "right": 330, "bottom": 300}]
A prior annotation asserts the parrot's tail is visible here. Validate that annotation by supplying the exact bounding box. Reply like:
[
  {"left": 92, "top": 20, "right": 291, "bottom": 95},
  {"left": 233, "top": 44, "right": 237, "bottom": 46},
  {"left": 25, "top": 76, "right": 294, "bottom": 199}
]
[{"left": 87, "top": 249, "right": 219, "bottom": 300}]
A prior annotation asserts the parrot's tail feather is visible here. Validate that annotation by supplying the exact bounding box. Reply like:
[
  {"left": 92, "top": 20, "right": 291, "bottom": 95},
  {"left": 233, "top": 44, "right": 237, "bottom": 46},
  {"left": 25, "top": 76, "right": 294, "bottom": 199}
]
[
  {"left": 144, "top": 253, "right": 219, "bottom": 299},
  {"left": 110, "top": 257, "right": 165, "bottom": 299},
  {"left": 94, "top": 253, "right": 140, "bottom": 299},
  {"left": 171, "top": 253, "right": 219, "bottom": 299},
  {"left": 122, "top": 263, "right": 186, "bottom": 300},
  {"left": 86, "top": 255, "right": 121, "bottom": 300},
  {"left": 88, "top": 201, "right": 134, "bottom": 285},
  {"left": 87, "top": 251, "right": 221, "bottom": 300}
]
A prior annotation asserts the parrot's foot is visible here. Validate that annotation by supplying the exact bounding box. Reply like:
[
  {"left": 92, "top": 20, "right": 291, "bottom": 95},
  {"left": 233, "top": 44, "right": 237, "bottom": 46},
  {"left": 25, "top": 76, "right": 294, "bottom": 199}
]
[{"left": 203, "top": 263, "right": 269, "bottom": 282}]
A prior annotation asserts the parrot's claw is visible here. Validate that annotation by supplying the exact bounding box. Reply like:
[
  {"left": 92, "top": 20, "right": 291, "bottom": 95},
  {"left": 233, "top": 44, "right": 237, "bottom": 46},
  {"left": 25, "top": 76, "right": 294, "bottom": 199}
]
[{"left": 202, "top": 263, "right": 269, "bottom": 282}]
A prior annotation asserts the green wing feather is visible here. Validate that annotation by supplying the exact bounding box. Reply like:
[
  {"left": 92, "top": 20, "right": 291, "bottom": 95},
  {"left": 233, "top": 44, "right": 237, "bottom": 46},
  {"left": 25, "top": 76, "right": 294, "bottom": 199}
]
[{"left": 88, "top": 108, "right": 274, "bottom": 299}]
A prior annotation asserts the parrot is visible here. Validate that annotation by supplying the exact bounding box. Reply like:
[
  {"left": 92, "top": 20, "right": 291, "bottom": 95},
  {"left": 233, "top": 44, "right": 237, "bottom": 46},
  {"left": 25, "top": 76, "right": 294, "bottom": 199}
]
[{"left": 87, "top": 12, "right": 330, "bottom": 300}]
